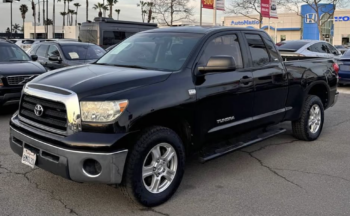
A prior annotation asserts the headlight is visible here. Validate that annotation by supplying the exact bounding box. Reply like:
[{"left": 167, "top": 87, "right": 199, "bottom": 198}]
[{"left": 80, "top": 100, "right": 128, "bottom": 122}]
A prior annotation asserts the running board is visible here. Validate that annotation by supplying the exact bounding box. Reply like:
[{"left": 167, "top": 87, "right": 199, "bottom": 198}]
[{"left": 199, "top": 128, "right": 287, "bottom": 163}]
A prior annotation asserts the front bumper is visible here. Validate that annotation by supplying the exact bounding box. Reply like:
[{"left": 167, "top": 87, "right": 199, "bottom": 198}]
[
  {"left": 0, "top": 86, "right": 22, "bottom": 105},
  {"left": 10, "top": 120, "right": 128, "bottom": 184}
]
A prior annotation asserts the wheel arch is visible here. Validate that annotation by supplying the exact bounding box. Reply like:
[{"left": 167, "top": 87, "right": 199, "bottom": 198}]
[
  {"left": 306, "top": 81, "right": 331, "bottom": 109},
  {"left": 127, "top": 108, "right": 194, "bottom": 153}
]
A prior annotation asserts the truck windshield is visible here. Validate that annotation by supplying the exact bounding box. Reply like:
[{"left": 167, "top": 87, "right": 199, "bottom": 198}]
[
  {"left": 0, "top": 44, "right": 31, "bottom": 62},
  {"left": 96, "top": 32, "right": 203, "bottom": 71}
]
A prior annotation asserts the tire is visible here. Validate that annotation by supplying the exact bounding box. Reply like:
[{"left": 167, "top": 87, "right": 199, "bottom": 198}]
[
  {"left": 121, "top": 126, "right": 186, "bottom": 207},
  {"left": 292, "top": 95, "right": 324, "bottom": 141}
]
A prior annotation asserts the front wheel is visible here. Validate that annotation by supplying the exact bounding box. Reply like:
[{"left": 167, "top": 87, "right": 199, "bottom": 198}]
[
  {"left": 292, "top": 95, "right": 324, "bottom": 141},
  {"left": 121, "top": 126, "right": 185, "bottom": 207}
]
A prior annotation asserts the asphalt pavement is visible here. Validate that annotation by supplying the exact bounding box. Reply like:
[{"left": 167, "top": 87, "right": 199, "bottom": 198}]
[{"left": 1, "top": 87, "right": 350, "bottom": 216}]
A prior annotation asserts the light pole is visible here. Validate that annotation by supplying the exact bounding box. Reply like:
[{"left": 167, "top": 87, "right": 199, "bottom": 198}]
[
  {"left": 4, "top": 0, "right": 20, "bottom": 39},
  {"left": 270, "top": 21, "right": 283, "bottom": 43}
]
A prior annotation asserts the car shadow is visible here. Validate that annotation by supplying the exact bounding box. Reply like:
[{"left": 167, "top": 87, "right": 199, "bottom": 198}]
[{"left": 0, "top": 104, "right": 19, "bottom": 116}]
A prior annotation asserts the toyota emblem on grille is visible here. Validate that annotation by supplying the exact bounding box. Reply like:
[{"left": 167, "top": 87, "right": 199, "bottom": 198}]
[{"left": 34, "top": 104, "right": 44, "bottom": 117}]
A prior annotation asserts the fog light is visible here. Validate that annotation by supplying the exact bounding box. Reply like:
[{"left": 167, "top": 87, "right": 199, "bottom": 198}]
[{"left": 83, "top": 159, "right": 102, "bottom": 177}]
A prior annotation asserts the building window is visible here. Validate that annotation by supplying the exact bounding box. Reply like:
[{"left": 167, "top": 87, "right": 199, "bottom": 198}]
[{"left": 281, "top": 35, "right": 286, "bottom": 41}]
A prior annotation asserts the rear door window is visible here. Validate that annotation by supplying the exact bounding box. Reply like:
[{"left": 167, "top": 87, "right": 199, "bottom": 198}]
[
  {"left": 245, "top": 34, "right": 270, "bottom": 67},
  {"left": 275, "top": 41, "right": 309, "bottom": 51},
  {"left": 36, "top": 45, "right": 49, "bottom": 57},
  {"left": 29, "top": 44, "right": 40, "bottom": 55},
  {"left": 308, "top": 43, "right": 328, "bottom": 53}
]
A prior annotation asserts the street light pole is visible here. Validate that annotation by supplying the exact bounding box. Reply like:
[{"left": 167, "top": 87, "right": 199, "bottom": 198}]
[{"left": 10, "top": 0, "right": 12, "bottom": 38}]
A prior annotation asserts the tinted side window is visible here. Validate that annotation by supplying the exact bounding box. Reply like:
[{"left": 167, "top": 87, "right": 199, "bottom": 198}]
[
  {"left": 327, "top": 44, "right": 338, "bottom": 54},
  {"left": 308, "top": 43, "right": 328, "bottom": 53},
  {"left": 29, "top": 44, "right": 40, "bottom": 55},
  {"left": 36, "top": 45, "right": 49, "bottom": 57},
  {"left": 48, "top": 45, "right": 60, "bottom": 56},
  {"left": 199, "top": 34, "right": 243, "bottom": 68},
  {"left": 245, "top": 34, "right": 270, "bottom": 67}
]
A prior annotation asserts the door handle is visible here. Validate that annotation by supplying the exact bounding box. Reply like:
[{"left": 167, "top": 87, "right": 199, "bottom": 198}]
[{"left": 240, "top": 76, "right": 253, "bottom": 84}]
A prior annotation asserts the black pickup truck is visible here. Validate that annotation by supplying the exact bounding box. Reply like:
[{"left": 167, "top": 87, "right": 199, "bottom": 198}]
[{"left": 9, "top": 27, "right": 338, "bottom": 206}]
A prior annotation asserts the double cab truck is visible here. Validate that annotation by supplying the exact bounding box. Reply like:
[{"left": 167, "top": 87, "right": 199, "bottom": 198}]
[{"left": 9, "top": 27, "right": 338, "bottom": 206}]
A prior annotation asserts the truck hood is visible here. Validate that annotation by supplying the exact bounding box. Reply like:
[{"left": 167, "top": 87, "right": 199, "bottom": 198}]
[
  {"left": 0, "top": 61, "right": 46, "bottom": 76},
  {"left": 31, "top": 64, "right": 171, "bottom": 99}
]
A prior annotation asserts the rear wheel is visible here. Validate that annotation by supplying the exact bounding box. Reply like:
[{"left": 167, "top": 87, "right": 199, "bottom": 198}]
[
  {"left": 292, "top": 95, "right": 324, "bottom": 141},
  {"left": 121, "top": 126, "right": 185, "bottom": 207}
]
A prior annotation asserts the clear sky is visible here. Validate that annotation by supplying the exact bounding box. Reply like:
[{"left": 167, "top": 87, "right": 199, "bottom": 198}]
[{"left": 0, "top": 0, "right": 228, "bottom": 32}]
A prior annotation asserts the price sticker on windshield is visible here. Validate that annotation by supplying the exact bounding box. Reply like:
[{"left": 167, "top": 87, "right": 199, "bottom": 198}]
[{"left": 69, "top": 52, "right": 80, "bottom": 59}]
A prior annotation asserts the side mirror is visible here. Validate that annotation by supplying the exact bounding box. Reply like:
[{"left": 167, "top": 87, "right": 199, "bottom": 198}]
[
  {"left": 31, "top": 55, "right": 38, "bottom": 61},
  {"left": 49, "top": 56, "right": 61, "bottom": 62},
  {"left": 198, "top": 56, "right": 236, "bottom": 74}
]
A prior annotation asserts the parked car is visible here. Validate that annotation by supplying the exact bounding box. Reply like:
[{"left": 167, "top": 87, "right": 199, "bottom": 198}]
[
  {"left": 276, "top": 40, "right": 342, "bottom": 58},
  {"left": 338, "top": 49, "right": 350, "bottom": 85},
  {"left": 105, "top": 44, "right": 118, "bottom": 52},
  {"left": 27, "top": 41, "right": 106, "bottom": 70},
  {"left": 15, "top": 39, "right": 46, "bottom": 51},
  {"left": 79, "top": 17, "right": 157, "bottom": 49},
  {"left": 0, "top": 40, "right": 46, "bottom": 106},
  {"left": 335, "top": 45, "right": 348, "bottom": 54},
  {"left": 10, "top": 27, "right": 338, "bottom": 207}
]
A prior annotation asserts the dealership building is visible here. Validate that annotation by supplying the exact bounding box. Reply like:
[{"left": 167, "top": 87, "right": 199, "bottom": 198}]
[{"left": 223, "top": 4, "right": 350, "bottom": 45}]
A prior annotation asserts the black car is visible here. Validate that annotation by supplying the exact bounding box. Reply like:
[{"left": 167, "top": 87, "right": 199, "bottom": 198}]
[
  {"left": 10, "top": 27, "right": 338, "bottom": 206},
  {"left": 0, "top": 40, "right": 46, "bottom": 106},
  {"left": 28, "top": 41, "right": 106, "bottom": 71}
]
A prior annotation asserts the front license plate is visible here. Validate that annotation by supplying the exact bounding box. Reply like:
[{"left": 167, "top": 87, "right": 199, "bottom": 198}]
[{"left": 21, "top": 148, "right": 37, "bottom": 168}]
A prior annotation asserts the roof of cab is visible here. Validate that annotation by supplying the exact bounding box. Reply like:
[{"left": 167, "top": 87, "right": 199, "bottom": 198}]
[
  {"left": 143, "top": 26, "right": 264, "bottom": 34},
  {"left": 41, "top": 41, "right": 94, "bottom": 46}
]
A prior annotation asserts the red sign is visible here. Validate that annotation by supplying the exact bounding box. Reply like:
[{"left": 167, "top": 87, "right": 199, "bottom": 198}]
[
  {"left": 261, "top": 0, "right": 270, "bottom": 18},
  {"left": 202, "top": 0, "right": 225, "bottom": 11}
]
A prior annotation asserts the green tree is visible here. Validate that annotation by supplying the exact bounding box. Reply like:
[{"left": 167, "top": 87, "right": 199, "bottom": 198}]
[
  {"left": 60, "top": 11, "right": 67, "bottom": 26},
  {"left": 107, "top": 0, "right": 118, "bottom": 18},
  {"left": 93, "top": 3, "right": 105, "bottom": 17},
  {"left": 74, "top": 3, "right": 81, "bottom": 25},
  {"left": 19, "top": 4, "right": 28, "bottom": 36},
  {"left": 137, "top": 1, "right": 147, "bottom": 22},
  {"left": 102, "top": 5, "right": 109, "bottom": 17},
  {"left": 115, "top": 9, "right": 121, "bottom": 20},
  {"left": 66, "top": 0, "right": 73, "bottom": 25},
  {"left": 68, "top": 9, "right": 75, "bottom": 26},
  {"left": 12, "top": 24, "right": 21, "bottom": 34}
]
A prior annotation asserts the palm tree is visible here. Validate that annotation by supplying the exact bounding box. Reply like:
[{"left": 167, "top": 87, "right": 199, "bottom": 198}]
[
  {"left": 68, "top": 9, "right": 75, "bottom": 26},
  {"left": 67, "top": 0, "right": 73, "bottom": 26},
  {"left": 107, "top": 0, "right": 118, "bottom": 18},
  {"left": 115, "top": 9, "right": 120, "bottom": 20},
  {"left": 74, "top": 3, "right": 81, "bottom": 26},
  {"left": 12, "top": 24, "right": 21, "bottom": 34},
  {"left": 63, "top": 0, "right": 67, "bottom": 24},
  {"left": 60, "top": 11, "right": 67, "bottom": 26},
  {"left": 19, "top": 4, "right": 28, "bottom": 36},
  {"left": 137, "top": 1, "right": 147, "bottom": 22},
  {"left": 53, "top": 0, "right": 62, "bottom": 39},
  {"left": 86, "top": 0, "right": 89, "bottom": 21},
  {"left": 93, "top": 3, "right": 104, "bottom": 18},
  {"left": 102, "top": 5, "right": 109, "bottom": 17}
]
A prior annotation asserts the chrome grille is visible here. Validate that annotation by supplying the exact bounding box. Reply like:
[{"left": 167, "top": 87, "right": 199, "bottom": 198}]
[
  {"left": 19, "top": 95, "right": 68, "bottom": 133},
  {"left": 7, "top": 75, "right": 38, "bottom": 85}
]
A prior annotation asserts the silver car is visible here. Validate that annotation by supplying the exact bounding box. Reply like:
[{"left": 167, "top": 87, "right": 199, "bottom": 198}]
[
  {"left": 15, "top": 39, "right": 46, "bottom": 51},
  {"left": 276, "top": 40, "right": 342, "bottom": 58}
]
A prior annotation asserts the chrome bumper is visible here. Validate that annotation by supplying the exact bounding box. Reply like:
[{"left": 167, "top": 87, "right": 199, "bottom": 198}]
[{"left": 10, "top": 126, "right": 128, "bottom": 184}]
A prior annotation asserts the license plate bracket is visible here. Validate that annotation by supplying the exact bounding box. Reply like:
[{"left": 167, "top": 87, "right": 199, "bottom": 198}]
[{"left": 21, "top": 148, "right": 37, "bottom": 168}]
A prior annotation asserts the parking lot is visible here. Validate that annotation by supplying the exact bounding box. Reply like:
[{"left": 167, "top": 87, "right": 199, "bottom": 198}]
[{"left": 1, "top": 87, "right": 350, "bottom": 216}]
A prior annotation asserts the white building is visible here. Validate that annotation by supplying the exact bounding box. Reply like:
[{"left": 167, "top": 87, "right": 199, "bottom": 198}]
[{"left": 24, "top": 22, "right": 79, "bottom": 39}]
